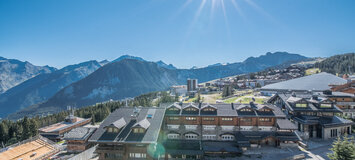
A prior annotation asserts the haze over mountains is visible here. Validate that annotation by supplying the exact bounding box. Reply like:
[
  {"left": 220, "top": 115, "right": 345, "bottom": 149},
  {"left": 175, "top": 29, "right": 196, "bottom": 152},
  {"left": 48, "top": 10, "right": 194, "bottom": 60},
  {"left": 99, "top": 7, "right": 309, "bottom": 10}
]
[
  {"left": 0, "top": 56, "right": 56, "bottom": 94},
  {"left": 2, "top": 52, "right": 308, "bottom": 119},
  {"left": 0, "top": 60, "right": 102, "bottom": 118}
]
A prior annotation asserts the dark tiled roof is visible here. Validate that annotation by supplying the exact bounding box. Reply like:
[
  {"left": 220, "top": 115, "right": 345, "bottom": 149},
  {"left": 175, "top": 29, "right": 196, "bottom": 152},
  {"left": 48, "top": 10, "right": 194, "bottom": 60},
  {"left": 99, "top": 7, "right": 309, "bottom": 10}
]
[
  {"left": 64, "top": 127, "right": 96, "bottom": 140},
  {"left": 108, "top": 118, "right": 126, "bottom": 129},
  {"left": 276, "top": 93, "right": 342, "bottom": 113},
  {"left": 89, "top": 107, "right": 165, "bottom": 143},
  {"left": 277, "top": 119, "right": 297, "bottom": 130},
  {"left": 164, "top": 103, "right": 285, "bottom": 118},
  {"left": 261, "top": 72, "right": 347, "bottom": 91},
  {"left": 319, "top": 116, "right": 354, "bottom": 127}
]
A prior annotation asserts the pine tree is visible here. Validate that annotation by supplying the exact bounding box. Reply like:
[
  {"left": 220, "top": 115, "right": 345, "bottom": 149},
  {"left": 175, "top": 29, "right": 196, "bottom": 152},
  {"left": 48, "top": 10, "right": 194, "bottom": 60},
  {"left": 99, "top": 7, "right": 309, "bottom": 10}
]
[
  {"left": 29, "top": 119, "right": 38, "bottom": 137},
  {"left": 21, "top": 117, "right": 32, "bottom": 140},
  {"left": 91, "top": 115, "right": 96, "bottom": 125},
  {"left": 328, "top": 135, "right": 355, "bottom": 160},
  {"left": 0, "top": 122, "right": 8, "bottom": 144}
]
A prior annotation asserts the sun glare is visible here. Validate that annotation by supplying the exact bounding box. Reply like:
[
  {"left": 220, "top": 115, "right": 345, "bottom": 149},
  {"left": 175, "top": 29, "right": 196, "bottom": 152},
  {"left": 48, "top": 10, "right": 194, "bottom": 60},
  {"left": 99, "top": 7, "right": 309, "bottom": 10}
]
[{"left": 179, "top": 0, "right": 273, "bottom": 35}]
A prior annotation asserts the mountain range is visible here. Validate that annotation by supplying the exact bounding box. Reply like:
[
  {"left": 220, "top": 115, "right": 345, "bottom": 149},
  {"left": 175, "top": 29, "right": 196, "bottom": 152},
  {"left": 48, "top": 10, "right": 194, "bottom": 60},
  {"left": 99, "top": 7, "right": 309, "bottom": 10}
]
[
  {"left": 0, "top": 57, "right": 56, "bottom": 94},
  {"left": 5, "top": 52, "right": 308, "bottom": 119},
  {"left": 0, "top": 60, "right": 102, "bottom": 118}
]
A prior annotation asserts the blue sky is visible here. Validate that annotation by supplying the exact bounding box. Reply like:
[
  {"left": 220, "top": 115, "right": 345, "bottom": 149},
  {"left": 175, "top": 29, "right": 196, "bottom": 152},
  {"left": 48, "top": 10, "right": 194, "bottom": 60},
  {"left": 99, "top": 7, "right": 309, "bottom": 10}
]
[{"left": 1, "top": 0, "right": 355, "bottom": 69}]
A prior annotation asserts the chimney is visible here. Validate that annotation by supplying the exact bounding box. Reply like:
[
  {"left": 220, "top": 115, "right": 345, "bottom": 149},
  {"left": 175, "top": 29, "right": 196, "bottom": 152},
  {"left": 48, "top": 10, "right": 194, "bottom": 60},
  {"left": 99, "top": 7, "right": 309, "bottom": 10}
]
[
  {"left": 323, "top": 90, "right": 332, "bottom": 95},
  {"left": 249, "top": 102, "right": 257, "bottom": 109},
  {"left": 291, "top": 92, "right": 296, "bottom": 97},
  {"left": 231, "top": 103, "right": 234, "bottom": 110},
  {"left": 312, "top": 95, "right": 318, "bottom": 101},
  {"left": 131, "top": 107, "right": 140, "bottom": 120}
]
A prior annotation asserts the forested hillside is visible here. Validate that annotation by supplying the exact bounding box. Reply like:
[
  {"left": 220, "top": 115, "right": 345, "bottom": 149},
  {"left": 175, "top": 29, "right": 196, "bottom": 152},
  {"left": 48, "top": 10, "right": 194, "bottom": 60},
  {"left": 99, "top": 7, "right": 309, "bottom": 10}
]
[
  {"left": 0, "top": 91, "right": 176, "bottom": 147},
  {"left": 315, "top": 53, "right": 355, "bottom": 74}
]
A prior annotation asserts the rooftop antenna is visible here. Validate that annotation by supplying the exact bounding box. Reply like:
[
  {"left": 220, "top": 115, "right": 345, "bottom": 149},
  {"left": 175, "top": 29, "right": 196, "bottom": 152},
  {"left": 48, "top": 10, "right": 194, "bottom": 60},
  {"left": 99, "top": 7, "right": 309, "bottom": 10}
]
[{"left": 72, "top": 107, "right": 75, "bottom": 116}]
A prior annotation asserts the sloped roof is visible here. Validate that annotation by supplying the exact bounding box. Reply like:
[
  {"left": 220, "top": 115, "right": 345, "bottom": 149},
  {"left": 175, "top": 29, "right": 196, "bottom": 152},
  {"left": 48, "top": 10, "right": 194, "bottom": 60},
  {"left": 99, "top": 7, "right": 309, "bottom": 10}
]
[
  {"left": 109, "top": 117, "right": 126, "bottom": 129},
  {"left": 261, "top": 72, "right": 347, "bottom": 91},
  {"left": 167, "top": 103, "right": 182, "bottom": 110},
  {"left": 132, "top": 118, "right": 151, "bottom": 129},
  {"left": 64, "top": 127, "right": 96, "bottom": 140},
  {"left": 277, "top": 119, "right": 297, "bottom": 130}
]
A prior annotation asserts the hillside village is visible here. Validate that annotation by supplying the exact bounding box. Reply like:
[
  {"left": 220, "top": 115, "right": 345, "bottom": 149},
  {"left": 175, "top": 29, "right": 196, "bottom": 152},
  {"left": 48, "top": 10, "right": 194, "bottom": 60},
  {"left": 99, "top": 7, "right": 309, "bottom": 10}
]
[{"left": 0, "top": 53, "right": 354, "bottom": 160}]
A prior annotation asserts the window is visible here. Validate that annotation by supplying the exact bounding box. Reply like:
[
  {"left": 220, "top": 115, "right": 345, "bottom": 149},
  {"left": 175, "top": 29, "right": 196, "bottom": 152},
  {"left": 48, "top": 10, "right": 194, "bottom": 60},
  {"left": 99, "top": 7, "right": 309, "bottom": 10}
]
[
  {"left": 203, "top": 125, "right": 216, "bottom": 130},
  {"left": 167, "top": 125, "right": 179, "bottom": 130},
  {"left": 203, "top": 108, "right": 215, "bottom": 111},
  {"left": 169, "top": 107, "right": 180, "bottom": 111},
  {"left": 113, "top": 128, "right": 119, "bottom": 133},
  {"left": 129, "top": 153, "right": 147, "bottom": 158},
  {"left": 185, "top": 107, "right": 197, "bottom": 111},
  {"left": 203, "top": 117, "right": 215, "bottom": 121},
  {"left": 221, "top": 126, "right": 234, "bottom": 131},
  {"left": 221, "top": 117, "right": 233, "bottom": 121},
  {"left": 221, "top": 135, "right": 234, "bottom": 141},
  {"left": 240, "top": 108, "right": 252, "bottom": 112},
  {"left": 185, "top": 125, "right": 197, "bottom": 130},
  {"left": 259, "top": 118, "right": 271, "bottom": 122},
  {"left": 185, "top": 117, "right": 197, "bottom": 121},
  {"left": 167, "top": 133, "right": 179, "bottom": 139},
  {"left": 185, "top": 133, "right": 198, "bottom": 139},
  {"left": 168, "top": 117, "right": 179, "bottom": 120},
  {"left": 296, "top": 103, "right": 307, "bottom": 107},
  {"left": 133, "top": 128, "right": 145, "bottom": 133},
  {"left": 105, "top": 153, "right": 123, "bottom": 159},
  {"left": 320, "top": 104, "right": 332, "bottom": 108},
  {"left": 203, "top": 135, "right": 216, "bottom": 140},
  {"left": 240, "top": 118, "right": 252, "bottom": 122},
  {"left": 107, "top": 127, "right": 113, "bottom": 133}
]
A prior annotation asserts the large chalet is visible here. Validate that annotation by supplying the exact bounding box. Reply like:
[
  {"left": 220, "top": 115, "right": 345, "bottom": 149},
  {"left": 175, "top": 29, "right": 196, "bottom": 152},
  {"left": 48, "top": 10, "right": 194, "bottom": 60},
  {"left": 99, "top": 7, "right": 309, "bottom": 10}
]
[
  {"left": 268, "top": 91, "right": 353, "bottom": 140},
  {"left": 89, "top": 103, "right": 299, "bottom": 160}
]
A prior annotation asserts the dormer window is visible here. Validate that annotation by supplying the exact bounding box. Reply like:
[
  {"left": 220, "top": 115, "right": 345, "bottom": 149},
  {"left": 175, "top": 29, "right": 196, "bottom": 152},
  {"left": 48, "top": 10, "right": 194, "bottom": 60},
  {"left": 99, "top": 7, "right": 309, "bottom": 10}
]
[
  {"left": 295, "top": 103, "right": 307, "bottom": 107},
  {"left": 320, "top": 103, "right": 332, "bottom": 108},
  {"left": 133, "top": 128, "right": 145, "bottom": 133},
  {"left": 240, "top": 108, "right": 252, "bottom": 112},
  {"left": 185, "top": 107, "right": 197, "bottom": 111},
  {"left": 132, "top": 118, "right": 150, "bottom": 134},
  {"left": 105, "top": 118, "right": 126, "bottom": 133}
]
